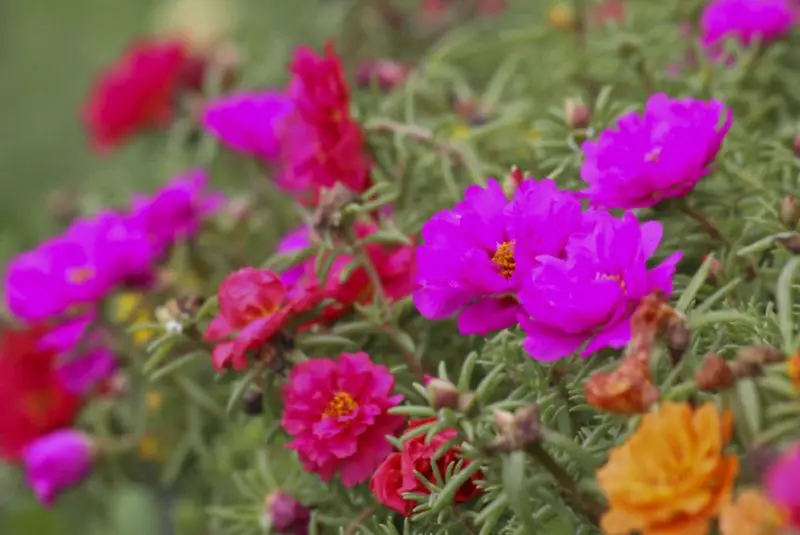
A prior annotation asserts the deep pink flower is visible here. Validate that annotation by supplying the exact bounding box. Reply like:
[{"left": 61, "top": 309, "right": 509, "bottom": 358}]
[
  {"left": 22, "top": 430, "right": 94, "bottom": 506},
  {"left": 5, "top": 212, "right": 156, "bottom": 321},
  {"left": 83, "top": 39, "right": 191, "bottom": 152},
  {"left": 277, "top": 223, "right": 416, "bottom": 323},
  {"left": 279, "top": 43, "right": 371, "bottom": 204},
  {"left": 413, "top": 178, "right": 583, "bottom": 335},
  {"left": 205, "top": 268, "right": 320, "bottom": 372},
  {"left": 202, "top": 91, "right": 294, "bottom": 164},
  {"left": 580, "top": 94, "right": 732, "bottom": 210},
  {"left": 518, "top": 211, "right": 682, "bottom": 361},
  {"left": 38, "top": 314, "right": 117, "bottom": 395},
  {"left": 281, "top": 352, "right": 404, "bottom": 487},
  {"left": 131, "top": 169, "right": 223, "bottom": 256},
  {"left": 766, "top": 444, "right": 800, "bottom": 528},
  {"left": 701, "top": 0, "right": 796, "bottom": 53}
]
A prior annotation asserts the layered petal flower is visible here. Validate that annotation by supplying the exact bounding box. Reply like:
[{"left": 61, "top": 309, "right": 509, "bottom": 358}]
[
  {"left": 281, "top": 352, "right": 404, "bottom": 487},
  {"left": 701, "top": 0, "right": 796, "bottom": 53},
  {"left": 518, "top": 211, "right": 682, "bottom": 361},
  {"left": 414, "top": 178, "right": 583, "bottom": 335},
  {"left": 580, "top": 94, "right": 732, "bottom": 209}
]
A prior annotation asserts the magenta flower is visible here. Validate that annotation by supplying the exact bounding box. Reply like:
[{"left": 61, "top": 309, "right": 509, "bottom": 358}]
[
  {"left": 202, "top": 91, "right": 293, "bottom": 164},
  {"left": 23, "top": 429, "right": 94, "bottom": 506},
  {"left": 281, "top": 352, "right": 404, "bottom": 487},
  {"left": 131, "top": 169, "right": 223, "bottom": 255},
  {"left": 766, "top": 444, "right": 800, "bottom": 528},
  {"left": 276, "top": 225, "right": 313, "bottom": 287},
  {"left": 5, "top": 211, "right": 155, "bottom": 321},
  {"left": 39, "top": 314, "right": 117, "bottom": 395},
  {"left": 518, "top": 211, "right": 682, "bottom": 361},
  {"left": 413, "top": 178, "right": 583, "bottom": 335},
  {"left": 580, "top": 94, "right": 732, "bottom": 210},
  {"left": 701, "top": 0, "right": 796, "bottom": 52}
]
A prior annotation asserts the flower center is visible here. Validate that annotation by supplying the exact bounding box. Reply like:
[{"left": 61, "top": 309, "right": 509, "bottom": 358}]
[
  {"left": 67, "top": 266, "right": 95, "bottom": 284},
  {"left": 492, "top": 241, "right": 516, "bottom": 279},
  {"left": 323, "top": 391, "right": 358, "bottom": 418},
  {"left": 645, "top": 148, "right": 661, "bottom": 162},
  {"left": 597, "top": 273, "right": 627, "bottom": 292}
]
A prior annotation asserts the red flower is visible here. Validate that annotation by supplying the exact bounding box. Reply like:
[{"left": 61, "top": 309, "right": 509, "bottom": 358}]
[
  {"left": 279, "top": 43, "right": 372, "bottom": 204},
  {"left": 0, "top": 325, "right": 81, "bottom": 461},
  {"left": 83, "top": 39, "right": 200, "bottom": 152},
  {"left": 370, "top": 418, "right": 483, "bottom": 517},
  {"left": 588, "top": 0, "right": 626, "bottom": 27},
  {"left": 205, "top": 268, "right": 320, "bottom": 372}
]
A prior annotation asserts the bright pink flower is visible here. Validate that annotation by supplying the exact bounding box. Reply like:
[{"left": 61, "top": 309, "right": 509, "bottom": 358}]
[
  {"left": 766, "top": 444, "right": 800, "bottom": 528},
  {"left": 202, "top": 91, "right": 294, "bottom": 164},
  {"left": 205, "top": 268, "right": 320, "bottom": 372},
  {"left": 83, "top": 39, "right": 192, "bottom": 152},
  {"left": 131, "top": 169, "right": 223, "bottom": 256},
  {"left": 701, "top": 0, "right": 796, "bottom": 54},
  {"left": 518, "top": 211, "right": 682, "bottom": 361},
  {"left": 39, "top": 314, "right": 117, "bottom": 395},
  {"left": 413, "top": 178, "right": 583, "bottom": 335},
  {"left": 580, "top": 94, "right": 732, "bottom": 210},
  {"left": 370, "top": 418, "right": 482, "bottom": 516},
  {"left": 281, "top": 352, "right": 404, "bottom": 487},
  {"left": 279, "top": 43, "right": 371, "bottom": 203},
  {"left": 23, "top": 430, "right": 94, "bottom": 507},
  {"left": 5, "top": 211, "right": 156, "bottom": 321}
]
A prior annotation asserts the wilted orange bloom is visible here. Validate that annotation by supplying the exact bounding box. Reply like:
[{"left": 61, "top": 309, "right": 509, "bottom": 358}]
[
  {"left": 597, "top": 402, "right": 739, "bottom": 535},
  {"left": 787, "top": 353, "right": 800, "bottom": 390},
  {"left": 585, "top": 357, "right": 659, "bottom": 414},
  {"left": 719, "top": 489, "right": 786, "bottom": 535}
]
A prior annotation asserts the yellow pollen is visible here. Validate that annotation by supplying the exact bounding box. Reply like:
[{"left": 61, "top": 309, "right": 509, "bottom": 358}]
[
  {"left": 599, "top": 273, "right": 627, "bottom": 292},
  {"left": 67, "top": 266, "right": 95, "bottom": 284},
  {"left": 323, "top": 391, "right": 358, "bottom": 419},
  {"left": 492, "top": 241, "right": 516, "bottom": 279},
  {"left": 645, "top": 148, "right": 661, "bottom": 163}
]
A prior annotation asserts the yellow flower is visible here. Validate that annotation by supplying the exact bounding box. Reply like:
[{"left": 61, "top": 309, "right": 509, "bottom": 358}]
[
  {"left": 719, "top": 489, "right": 786, "bottom": 535},
  {"left": 597, "top": 402, "right": 739, "bottom": 535},
  {"left": 787, "top": 353, "right": 800, "bottom": 390},
  {"left": 548, "top": 4, "right": 575, "bottom": 31},
  {"left": 450, "top": 123, "right": 472, "bottom": 140},
  {"left": 146, "top": 391, "right": 164, "bottom": 414},
  {"left": 138, "top": 433, "right": 167, "bottom": 462},
  {"left": 114, "top": 292, "right": 156, "bottom": 345}
]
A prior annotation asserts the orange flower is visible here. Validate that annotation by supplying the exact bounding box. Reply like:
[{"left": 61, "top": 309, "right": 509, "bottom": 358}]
[
  {"left": 787, "top": 353, "right": 800, "bottom": 390},
  {"left": 585, "top": 357, "right": 659, "bottom": 414},
  {"left": 719, "top": 489, "right": 785, "bottom": 535},
  {"left": 597, "top": 402, "right": 739, "bottom": 535}
]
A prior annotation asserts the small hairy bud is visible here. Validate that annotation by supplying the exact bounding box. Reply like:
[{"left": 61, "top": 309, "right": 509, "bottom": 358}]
[
  {"left": 776, "top": 233, "right": 800, "bottom": 253},
  {"left": 564, "top": 98, "right": 591, "bottom": 129},
  {"left": 703, "top": 255, "right": 723, "bottom": 285},
  {"left": 312, "top": 183, "right": 361, "bottom": 238},
  {"left": 780, "top": 196, "right": 800, "bottom": 228},
  {"left": 426, "top": 378, "right": 460, "bottom": 411},
  {"left": 242, "top": 387, "right": 263, "bottom": 416},
  {"left": 356, "top": 59, "right": 410, "bottom": 91},
  {"left": 664, "top": 315, "right": 692, "bottom": 365},
  {"left": 695, "top": 354, "right": 735, "bottom": 392},
  {"left": 502, "top": 166, "right": 528, "bottom": 198},
  {"left": 486, "top": 404, "right": 541, "bottom": 453}
]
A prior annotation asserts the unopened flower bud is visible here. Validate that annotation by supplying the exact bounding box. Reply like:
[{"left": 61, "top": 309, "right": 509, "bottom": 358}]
[
  {"left": 695, "top": 354, "right": 735, "bottom": 392},
  {"left": 585, "top": 357, "right": 659, "bottom": 414},
  {"left": 502, "top": 166, "right": 529, "bottom": 198},
  {"left": 486, "top": 404, "right": 541, "bottom": 453},
  {"left": 780, "top": 196, "right": 800, "bottom": 228},
  {"left": 703, "top": 255, "right": 723, "bottom": 285},
  {"left": 264, "top": 490, "right": 310, "bottom": 535},
  {"left": 730, "top": 345, "right": 783, "bottom": 378},
  {"left": 777, "top": 233, "right": 800, "bottom": 253},
  {"left": 427, "top": 378, "right": 460, "bottom": 411},
  {"left": 564, "top": 99, "right": 591, "bottom": 129},
  {"left": 548, "top": 4, "right": 575, "bottom": 31},
  {"left": 356, "top": 59, "right": 410, "bottom": 92},
  {"left": 243, "top": 387, "right": 264, "bottom": 416},
  {"left": 664, "top": 314, "right": 691, "bottom": 365},
  {"left": 312, "top": 183, "right": 360, "bottom": 239}
]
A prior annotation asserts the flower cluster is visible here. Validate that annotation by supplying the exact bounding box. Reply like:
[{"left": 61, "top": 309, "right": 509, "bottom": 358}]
[
  {"left": 203, "top": 42, "right": 371, "bottom": 204},
  {"left": 370, "top": 418, "right": 483, "bottom": 516},
  {"left": 414, "top": 172, "right": 682, "bottom": 361}
]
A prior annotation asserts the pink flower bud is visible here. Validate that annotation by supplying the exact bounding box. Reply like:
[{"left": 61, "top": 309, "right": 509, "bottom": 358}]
[
  {"left": 23, "top": 430, "right": 94, "bottom": 506},
  {"left": 781, "top": 195, "right": 800, "bottom": 228},
  {"left": 265, "top": 490, "right": 310, "bottom": 535},
  {"left": 356, "top": 60, "right": 410, "bottom": 92},
  {"left": 426, "top": 378, "right": 460, "bottom": 410},
  {"left": 565, "top": 99, "right": 591, "bottom": 129}
]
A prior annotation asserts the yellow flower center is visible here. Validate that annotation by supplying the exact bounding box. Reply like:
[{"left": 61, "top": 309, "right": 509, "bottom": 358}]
[
  {"left": 67, "top": 266, "right": 95, "bottom": 284},
  {"left": 492, "top": 241, "right": 516, "bottom": 279},
  {"left": 323, "top": 391, "right": 358, "bottom": 418},
  {"left": 645, "top": 148, "right": 661, "bottom": 162},
  {"left": 598, "top": 273, "right": 627, "bottom": 292}
]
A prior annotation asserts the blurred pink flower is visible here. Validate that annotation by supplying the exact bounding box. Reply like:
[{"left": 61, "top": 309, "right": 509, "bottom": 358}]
[
  {"left": 580, "top": 94, "right": 732, "bottom": 209},
  {"left": 766, "top": 444, "right": 800, "bottom": 528},
  {"left": 281, "top": 352, "right": 404, "bottom": 487},
  {"left": 23, "top": 430, "right": 94, "bottom": 507},
  {"left": 701, "top": 0, "right": 796, "bottom": 54}
]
